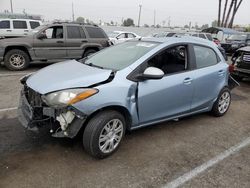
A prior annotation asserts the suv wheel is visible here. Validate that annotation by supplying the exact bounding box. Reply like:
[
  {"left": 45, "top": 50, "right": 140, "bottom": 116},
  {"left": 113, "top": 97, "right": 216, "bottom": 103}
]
[
  {"left": 83, "top": 110, "right": 126, "bottom": 159},
  {"left": 4, "top": 49, "right": 30, "bottom": 71},
  {"left": 211, "top": 88, "right": 231, "bottom": 117},
  {"left": 83, "top": 49, "right": 97, "bottom": 57}
]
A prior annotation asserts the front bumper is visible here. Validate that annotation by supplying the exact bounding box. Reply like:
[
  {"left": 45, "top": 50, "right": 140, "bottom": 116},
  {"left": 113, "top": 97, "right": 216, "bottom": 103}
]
[
  {"left": 18, "top": 88, "right": 87, "bottom": 138},
  {"left": 232, "top": 67, "right": 250, "bottom": 78}
]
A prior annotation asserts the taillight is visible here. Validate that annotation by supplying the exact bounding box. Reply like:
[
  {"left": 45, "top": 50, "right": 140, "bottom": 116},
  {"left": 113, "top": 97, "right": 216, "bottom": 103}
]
[{"left": 229, "top": 64, "right": 235, "bottom": 73}]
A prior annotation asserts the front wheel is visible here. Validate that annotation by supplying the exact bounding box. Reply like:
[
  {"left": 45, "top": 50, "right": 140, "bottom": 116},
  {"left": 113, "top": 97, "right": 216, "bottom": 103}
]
[
  {"left": 83, "top": 110, "right": 126, "bottom": 159},
  {"left": 4, "top": 49, "right": 30, "bottom": 71},
  {"left": 211, "top": 88, "right": 231, "bottom": 117}
]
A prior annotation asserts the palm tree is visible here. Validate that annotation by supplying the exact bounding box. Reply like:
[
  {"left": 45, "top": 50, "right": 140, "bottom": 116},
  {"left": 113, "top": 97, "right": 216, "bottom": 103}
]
[
  {"left": 221, "top": 0, "right": 228, "bottom": 27},
  {"left": 224, "top": 0, "right": 235, "bottom": 27},
  {"left": 228, "top": 0, "right": 243, "bottom": 28}
]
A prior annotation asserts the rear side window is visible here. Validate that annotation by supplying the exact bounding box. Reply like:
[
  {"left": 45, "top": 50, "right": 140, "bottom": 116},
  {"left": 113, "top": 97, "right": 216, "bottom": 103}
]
[
  {"left": 30, "top": 21, "right": 40, "bottom": 29},
  {"left": 67, "top": 26, "right": 85, "bottom": 38},
  {"left": 0, "top": 21, "right": 10, "bottom": 29},
  {"left": 206, "top": 34, "right": 213, "bottom": 41},
  {"left": 85, "top": 27, "right": 106, "bottom": 38},
  {"left": 13, "top": 21, "right": 27, "bottom": 29},
  {"left": 199, "top": 34, "right": 206, "bottom": 39},
  {"left": 194, "top": 45, "right": 218, "bottom": 68}
]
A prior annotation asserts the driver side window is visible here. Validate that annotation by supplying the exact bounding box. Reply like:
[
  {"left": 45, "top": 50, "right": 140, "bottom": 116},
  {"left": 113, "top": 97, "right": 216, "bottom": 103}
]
[
  {"left": 146, "top": 45, "right": 188, "bottom": 75},
  {"left": 43, "top": 26, "right": 64, "bottom": 39}
]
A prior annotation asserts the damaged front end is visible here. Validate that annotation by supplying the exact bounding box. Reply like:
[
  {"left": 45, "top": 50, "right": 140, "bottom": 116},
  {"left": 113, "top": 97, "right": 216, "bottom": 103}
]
[{"left": 18, "top": 77, "right": 88, "bottom": 138}]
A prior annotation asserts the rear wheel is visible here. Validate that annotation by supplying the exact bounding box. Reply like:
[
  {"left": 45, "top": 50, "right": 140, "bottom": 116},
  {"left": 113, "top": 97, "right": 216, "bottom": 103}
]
[
  {"left": 83, "top": 110, "right": 125, "bottom": 159},
  {"left": 211, "top": 88, "right": 231, "bottom": 117},
  {"left": 4, "top": 49, "right": 30, "bottom": 71}
]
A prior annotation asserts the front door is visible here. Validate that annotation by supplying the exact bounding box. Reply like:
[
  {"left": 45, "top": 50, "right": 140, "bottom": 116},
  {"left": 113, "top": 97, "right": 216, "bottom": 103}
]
[
  {"left": 137, "top": 45, "right": 195, "bottom": 124},
  {"left": 33, "top": 25, "right": 67, "bottom": 59}
]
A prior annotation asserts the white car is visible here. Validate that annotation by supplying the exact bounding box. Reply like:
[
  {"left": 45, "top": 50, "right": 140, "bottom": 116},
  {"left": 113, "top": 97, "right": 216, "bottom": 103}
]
[
  {"left": 0, "top": 19, "right": 42, "bottom": 38},
  {"left": 108, "top": 31, "right": 140, "bottom": 45}
]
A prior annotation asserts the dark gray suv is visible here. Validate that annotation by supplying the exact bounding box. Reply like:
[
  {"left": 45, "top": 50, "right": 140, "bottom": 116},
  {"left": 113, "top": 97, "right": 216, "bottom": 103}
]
[{"left": 0, "top": 22, "right": 110, "bottom": 70}]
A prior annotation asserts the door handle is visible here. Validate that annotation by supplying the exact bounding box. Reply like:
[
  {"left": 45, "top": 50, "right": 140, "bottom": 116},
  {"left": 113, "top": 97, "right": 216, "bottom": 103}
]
[
  {"left": 183, "top": 78, "right": 193, "bottom": 85},
  {"left": 24, "top": 30, "right": 29, "bottom": 32},
  {"left": 218, "top": 70, "right": 225, "bottom": 76},
  {"left": 81, "top": 40, "right": 87, "bottom": 43},
  {"left": 6, "top": 30, "right": 12, "bottom": 32},
  {"left": 56, "top": 41, "right": 64, "bottom": 43}
]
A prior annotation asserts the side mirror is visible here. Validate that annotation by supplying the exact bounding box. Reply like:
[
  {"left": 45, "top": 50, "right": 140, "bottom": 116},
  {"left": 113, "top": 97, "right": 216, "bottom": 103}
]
[
  {"left": 37, "top": 33, "right": 46, "bottom": 40},
  {"left": 137, "top": 67, "right": 164, "bottom": 80}
]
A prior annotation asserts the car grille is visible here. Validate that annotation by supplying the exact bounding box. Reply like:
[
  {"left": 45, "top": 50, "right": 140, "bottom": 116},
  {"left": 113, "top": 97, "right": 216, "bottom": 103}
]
[
  {"left": 24, "top": 86, "right": 43, "bottom": 107},
  {"left": 243, "top": 54, "right": 250, "bottom": 62}
]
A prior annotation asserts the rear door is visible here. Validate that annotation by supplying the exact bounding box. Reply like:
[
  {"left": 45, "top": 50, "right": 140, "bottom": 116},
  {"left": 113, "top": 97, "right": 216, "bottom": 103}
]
[
  {"left": 0, "top": 20, "right": 11, "bottom": 38},
  {"left": 13, "top": 20, "right": 29, "bottom": 37},
  {"left": 33, "top": 25, "right": 67, "bottom": 59},
  {"left": 65, "top": 25, "right": 87, "bottom": 59},
  {"left": 191, "top": 45, "right": 228, "bottom": 111}
]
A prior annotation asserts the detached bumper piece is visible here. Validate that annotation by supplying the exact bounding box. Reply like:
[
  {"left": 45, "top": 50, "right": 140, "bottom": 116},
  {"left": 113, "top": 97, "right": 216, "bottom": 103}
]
[{"left": 18, "top": 87, "right": 87, "bottom": 138}]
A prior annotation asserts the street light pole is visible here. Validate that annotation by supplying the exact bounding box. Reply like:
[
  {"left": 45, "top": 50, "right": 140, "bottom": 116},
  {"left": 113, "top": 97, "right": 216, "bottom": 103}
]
[
  {"left": 137, "top": 4, "right": 142, "bottom": 27},
  {"left": 10, "top": 0, "right": 13, "bottom": 13},
  {"left": 72, "top": 1, "right": 75, "bottom": 21}
]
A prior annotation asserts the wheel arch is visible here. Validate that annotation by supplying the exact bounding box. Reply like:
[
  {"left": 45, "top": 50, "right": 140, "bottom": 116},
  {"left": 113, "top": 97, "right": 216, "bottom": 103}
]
[
  {"left": 80, "top": 105, "right": 132, "bottom": 135},
  {"left": 4, "top": 46, "right": 32, "bottom": 61}
]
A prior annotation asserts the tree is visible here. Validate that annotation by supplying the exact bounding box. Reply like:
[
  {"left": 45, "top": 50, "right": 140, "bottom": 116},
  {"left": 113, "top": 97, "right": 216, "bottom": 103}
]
[
  {"left": 123, "top": 18, "right": 134, "bottom": 27},
  {"left": 76, "top": 17, "right": 85, "bottom": 23},
  {"left": 221, "top": 0, "right": 228, "bottom": 26},
  {"left": 228, "top": 0, "right": 243, "bottom": 28},
  {"left": 201, "top": 24, "right": 209, "bottom": 30},
  {"left": 212, "top": 20, "right": 218, "bottom": 27},
  {"left": 144, "top": 24, "right": 149, "bottom": 27},
  {"left": 184, "top": 25, "right": 189, "bottom": 29},
  {"left": 218, "top": 0, "right": 222, "bottom": 26}
]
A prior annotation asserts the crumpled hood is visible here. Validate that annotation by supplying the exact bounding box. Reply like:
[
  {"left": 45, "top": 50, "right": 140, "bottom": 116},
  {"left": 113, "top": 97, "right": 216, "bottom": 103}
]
[{"left": 26, "top": 60, "right": 112, "bottom": 94}]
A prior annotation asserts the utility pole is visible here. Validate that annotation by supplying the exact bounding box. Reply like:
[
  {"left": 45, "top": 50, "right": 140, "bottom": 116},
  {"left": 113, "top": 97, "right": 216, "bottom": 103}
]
[
  {"left": 154, "top": 10, "right": 156, "bottom": 27},
  {"left": 10, "top": 0, "right": 13, "bottom": 13},
  {"left": 137, "top": 4, "right": 142, "bottom": 27},
  {"left": 72, "top": 1, "right": 75, "bottom": 21}
]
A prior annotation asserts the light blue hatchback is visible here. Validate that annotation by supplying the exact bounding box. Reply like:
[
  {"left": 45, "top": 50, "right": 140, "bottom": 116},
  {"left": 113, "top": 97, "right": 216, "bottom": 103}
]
[{"left": 18, "top": 37, "right": 237, "bottom": 158}]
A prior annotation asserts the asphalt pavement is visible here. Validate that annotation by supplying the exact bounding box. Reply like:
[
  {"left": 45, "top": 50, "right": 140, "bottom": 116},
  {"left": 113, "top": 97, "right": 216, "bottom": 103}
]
[{"left": 0, "top": 63, "right": 249, "bottom": 188}]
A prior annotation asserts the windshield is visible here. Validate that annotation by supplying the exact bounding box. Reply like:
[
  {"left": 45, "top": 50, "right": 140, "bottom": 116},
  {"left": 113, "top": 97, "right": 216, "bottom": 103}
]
[
  {"left": 108, "top": 32, "right": 120, "bottom": 38},
  {"left": 228, "top": 34, "right": 247, "bottom": 41},
  {"left": 84, "top": 41, "right": 159, "bottom": 70},
  {"left": 27, "top": 25, "right": 46, "bottom": 35}
]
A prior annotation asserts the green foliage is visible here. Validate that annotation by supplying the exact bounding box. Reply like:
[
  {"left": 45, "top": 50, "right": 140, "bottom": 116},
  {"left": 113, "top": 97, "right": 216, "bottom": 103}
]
[
  {"left": 123, "top": 18, "right": 134, "bottom": 27},
  {"left": 76, "top": 17, "right": 85, "bottom": 23},
  {"left": 212, "top": 20, "right": 218, "bottom": 27}
]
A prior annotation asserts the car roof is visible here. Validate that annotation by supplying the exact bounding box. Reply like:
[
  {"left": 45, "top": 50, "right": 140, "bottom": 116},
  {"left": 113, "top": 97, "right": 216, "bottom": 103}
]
[{"left": 140, "top": 36, "right": 215, "bottom": 46}]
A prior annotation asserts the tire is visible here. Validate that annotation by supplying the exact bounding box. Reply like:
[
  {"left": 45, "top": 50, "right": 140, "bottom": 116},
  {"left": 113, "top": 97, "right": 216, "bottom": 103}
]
[
  {"left": 83, "top": 110, "right": 126, "bottom": 159},
  {"left": 83, "top": 49, "right": 97, "bottom": 57},
  {"left": 211, "top": 88, "right": 231, "bottom": 117},
  {"left": 4, "top": 49, "right": 30, "bottom": 71}
]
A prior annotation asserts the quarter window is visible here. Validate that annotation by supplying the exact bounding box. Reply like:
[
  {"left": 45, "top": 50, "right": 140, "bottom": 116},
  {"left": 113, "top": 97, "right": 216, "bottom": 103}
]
[
  {"left": 13, "top": 21, "right": 27, "bottom": 29},
  {"left": 0, "top": 21, "right": 10, "bottom": 29},
  {"left": 30, "top": 21, "right": 40, "bottom": 29},
  {"left": 67, "top": 26, "right": 85, "bottom": 38},
  {"left": 85, "top": 27, "right": 106, "bottom": 38},
  {"left": 194, "top": 46, "right": 218, "bottom": 68}
]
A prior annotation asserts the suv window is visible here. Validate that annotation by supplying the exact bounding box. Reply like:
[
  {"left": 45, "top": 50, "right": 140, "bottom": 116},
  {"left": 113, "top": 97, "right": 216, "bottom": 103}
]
[
  {"left": 194, "top": 45, "right": 218, "bottom": 68},
  {"left": 30, "top": 21, "right": 40, "bottom": 29},
  {"left": 0, "top": 21, "right": 10, "bottom": 29},
  {"left": 13, "top": 21, "right": 27, "bottom": 29},
  {"left": 199, "top": 34, "right": 206, "bottom": 39},
  {"left": 205, "top": 34, "right": 213, "bottom": 41},
  {"left": 43, "top": 26, "right": 63, "bottom": 39},
  {"left": 128, "top": 33, "right": 136, "bottom": 38},
  {"left": 85, "top": 27, "right": 106, "bottom": 38},
  {"left": 146, "top": 45, "right": 188, "bottom": 74},
  {"left": 67, "top": 26, "right": 85, "bottom": 38}
]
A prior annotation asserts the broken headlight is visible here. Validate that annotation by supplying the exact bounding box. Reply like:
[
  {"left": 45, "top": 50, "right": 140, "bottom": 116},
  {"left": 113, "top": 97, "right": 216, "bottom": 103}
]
[{"left": 42, "top": 88, "right": 98, "bottom": 107}]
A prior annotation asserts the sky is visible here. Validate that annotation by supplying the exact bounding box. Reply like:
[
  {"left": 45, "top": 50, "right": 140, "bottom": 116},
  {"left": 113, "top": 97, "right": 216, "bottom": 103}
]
[{"left": 0, "top": 0, "right": 249, "bottom": 26}]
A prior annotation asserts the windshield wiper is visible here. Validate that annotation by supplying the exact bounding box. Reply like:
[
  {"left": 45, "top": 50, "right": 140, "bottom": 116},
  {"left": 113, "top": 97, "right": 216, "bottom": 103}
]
[{"left": 85, "top": 62, "right": 104, "bottom": 69}]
